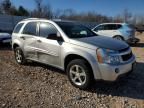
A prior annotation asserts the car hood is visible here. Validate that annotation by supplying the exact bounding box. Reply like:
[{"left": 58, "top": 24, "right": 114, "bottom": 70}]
[
  {"left": 0, "top": 33, "right": 11, "bottom": 38},
  {"left": 71, "top": 36, "right": 129, "bottom": 51}
]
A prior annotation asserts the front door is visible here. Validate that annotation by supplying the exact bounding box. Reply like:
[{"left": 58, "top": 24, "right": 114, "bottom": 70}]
[
  {"left": 36, "top": 22, "right": 61, "bottom": 67},
  {"left": 93, "top": 25, "right": 106, "bottom": 36}
]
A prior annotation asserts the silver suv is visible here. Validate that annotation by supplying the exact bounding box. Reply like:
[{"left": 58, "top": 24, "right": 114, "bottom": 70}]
[{"left": 12, "top": 18, "right": 136, "bottom": 89}]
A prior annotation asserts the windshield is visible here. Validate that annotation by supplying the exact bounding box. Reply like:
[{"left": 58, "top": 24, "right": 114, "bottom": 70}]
[{"left": 55, "top": 22, "right": 97, "bottom": 38}]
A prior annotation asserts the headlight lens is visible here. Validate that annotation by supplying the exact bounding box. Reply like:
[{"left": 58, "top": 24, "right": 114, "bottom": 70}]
[{"left": 96, "top": 48, "right": 120, "bottom": 64}]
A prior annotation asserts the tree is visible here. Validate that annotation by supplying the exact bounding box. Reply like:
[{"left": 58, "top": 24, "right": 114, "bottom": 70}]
[
  {"left": 9, "top": 6, "right": 18, "bottom": 15},
  {"left": 41, "top": 5, "right": 53, "bottom": 18},
  {"left": 122, "top": 9, "right": 132, "bottom": 23},
  {"left": 54, "top": 9, "right": 112, "bottom": 23},
  {"left": 34, "top": 0, "right": 43, "bottom": 17},
  {"left": 18, "top": 6, "right": 29, "bottom": 16},
  {"left": 32, "top": 0, "right": 53, "bottom": 18},
  {"left": 1, "top": 0, "right": 11, "bottom": 14},
  {"left": 113, "top": 14, "right": 123, "bottom": 23}
]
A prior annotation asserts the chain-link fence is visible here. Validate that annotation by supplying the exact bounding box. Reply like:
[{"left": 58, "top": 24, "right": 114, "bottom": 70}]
[
  {"left": 0, "top": 14, "right": 28, "bottom": 33},
  {"left": 0, "top": 14, "right": 98, "bottom": 33}
]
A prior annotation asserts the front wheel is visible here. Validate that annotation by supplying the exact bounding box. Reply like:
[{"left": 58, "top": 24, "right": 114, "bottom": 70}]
[
  {"left": 14, "top": 47, "right": 26, "bottom": 65},
  {"left": 66, "top": 59, "right": 93, "bottom": 89}
]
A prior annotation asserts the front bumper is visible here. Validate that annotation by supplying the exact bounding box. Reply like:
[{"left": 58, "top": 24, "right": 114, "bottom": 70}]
[
  {"left": 126, "top": 37, "right": 140, "bottom": 43},
  {"left": 98, "top": 56, "right": 136, "bottom": 81}
]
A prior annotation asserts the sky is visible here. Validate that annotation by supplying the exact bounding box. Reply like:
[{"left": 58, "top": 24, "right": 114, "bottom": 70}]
[{"left": 11, "top": 0, "right": 144, "bottom": 16}]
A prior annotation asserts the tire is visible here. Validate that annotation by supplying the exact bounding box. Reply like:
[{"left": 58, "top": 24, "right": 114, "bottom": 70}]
[
  {"left": 113, "top": 35, "right": 124, "bottom": 41},
  {"left": 14, "top": 47, "right": 26, "bottom": 65},
  {"left": 66, "top": 59, "right": 93, "bottom": 89}
]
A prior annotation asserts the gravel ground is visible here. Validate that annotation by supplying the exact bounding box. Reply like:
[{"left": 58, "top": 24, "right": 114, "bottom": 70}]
[{"left": 0, "top": 34, "right": 144, "bottom": 108}]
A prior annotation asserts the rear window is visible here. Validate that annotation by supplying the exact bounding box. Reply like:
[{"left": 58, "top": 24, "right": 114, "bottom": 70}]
[{"left": 13, "top": 23, "right": 24, "bottom": 33}]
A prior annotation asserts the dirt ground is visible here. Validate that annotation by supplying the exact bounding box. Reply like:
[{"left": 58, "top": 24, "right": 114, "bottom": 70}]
[{"left": 0, "top": 33, "right": 144, "bottom": 108}]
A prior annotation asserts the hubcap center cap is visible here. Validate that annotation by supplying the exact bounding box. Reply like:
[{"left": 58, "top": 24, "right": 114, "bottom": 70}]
[{"left": 76, "top": 73, "right": 80, "bottom": 77}]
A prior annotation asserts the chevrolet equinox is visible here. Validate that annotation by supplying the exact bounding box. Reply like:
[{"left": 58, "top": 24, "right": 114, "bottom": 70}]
[{"left": 12, "top": 18, "right": 136, "bottom": 89}]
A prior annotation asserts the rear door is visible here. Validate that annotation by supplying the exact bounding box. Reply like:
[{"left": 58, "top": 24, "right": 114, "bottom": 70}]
[
  {"left": 102, "top": 24, "right": 121, "bottom": 37},
  {"left": 20, "top": 22, "right": 39, "bottom": 60},
  {"left": 36, "top": 22, "right": 61, "bottom": 67},
  {"left": 94, "top": 24, "right": 120, "bottom": 37}
]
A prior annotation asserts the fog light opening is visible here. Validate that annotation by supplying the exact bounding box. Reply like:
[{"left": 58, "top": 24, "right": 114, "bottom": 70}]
[{"left": 115, "top": 68, "right": 119, "bottom": 74}]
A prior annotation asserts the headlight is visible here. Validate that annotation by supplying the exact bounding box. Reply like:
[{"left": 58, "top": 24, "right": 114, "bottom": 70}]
[{"left": 96, "top": 48, "right": 120, "bottom": 64}]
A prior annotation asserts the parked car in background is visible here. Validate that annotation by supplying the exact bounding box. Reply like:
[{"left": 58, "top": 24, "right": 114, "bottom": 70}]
[
  {"left": 92, "top": 23, "right": 139, "bottom": 44},
  {"left": 135, "top": 25, "right": 144, "bottom": 33},
  {"left": 0, "top": 32, "right": 11, "bottom": 44},
  {"left": 12, "top": 18, "right": 136, "bottom": 89}
]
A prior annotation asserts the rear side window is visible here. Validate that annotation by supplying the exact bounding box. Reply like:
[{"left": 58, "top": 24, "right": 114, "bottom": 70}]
[
  {"left": 104, "top": 24, "right": 122, "bottom": 30},
  {"left": 22, "top": 22, "right": 37, "bottom": 35},
  {"left": 104, "top": 24, "right": 115, "bottom": 30},
  {"left": 13, "top": 23, "right": 24, "bottom": 33},
  {"left": 39, "top": 22, "right": 58, "bottom": 38}
]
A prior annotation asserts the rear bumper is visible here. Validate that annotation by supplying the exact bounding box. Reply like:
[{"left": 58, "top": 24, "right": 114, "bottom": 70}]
[{"left": 126, "top": 37, "right": 140, "bottom": 43}]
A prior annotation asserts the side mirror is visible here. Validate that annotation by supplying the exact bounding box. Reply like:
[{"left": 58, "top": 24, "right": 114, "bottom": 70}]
[{"left": 47, "top": 32, "right": 63, "bottom": 41}]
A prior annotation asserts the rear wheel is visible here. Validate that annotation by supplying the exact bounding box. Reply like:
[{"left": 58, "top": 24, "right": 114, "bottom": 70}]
[
  {"left": 66, "top": 59, "right": 93, "bottom": 89},
  {"left": 113, "top": 35, "right": 124, "bottom": 41},
  {"left": 14, "top": 47, "right": 26, "bottom": 65}
]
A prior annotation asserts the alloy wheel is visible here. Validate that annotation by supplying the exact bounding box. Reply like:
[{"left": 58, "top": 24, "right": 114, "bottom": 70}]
[{"left": 69, "top": 65, "right": 87, "bottom": 86}]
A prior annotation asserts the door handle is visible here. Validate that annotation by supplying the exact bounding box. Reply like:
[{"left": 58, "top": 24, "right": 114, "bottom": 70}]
[
  {"left": 37, "top": 40, "right": 42, "bottom": 43},
  {"left": 20, "top": 36, "right": 25, "bottom": 40}
]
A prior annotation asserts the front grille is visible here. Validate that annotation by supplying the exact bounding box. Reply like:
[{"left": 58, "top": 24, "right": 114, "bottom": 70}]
[
  {"left": 118, "top": 47, "right": 130, "bottom": 53},
  {"left": 121, "top": 51, "right": 133, "bottom": 61}
]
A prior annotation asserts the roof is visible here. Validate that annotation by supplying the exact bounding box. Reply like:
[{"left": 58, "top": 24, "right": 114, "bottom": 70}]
[{"left": 99, "top": 23, "right": 126, "bottom": 25}]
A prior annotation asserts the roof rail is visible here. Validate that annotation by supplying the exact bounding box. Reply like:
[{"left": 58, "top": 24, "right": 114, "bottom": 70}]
[
  {"left": 22, "top": 18, "right": 39, "bottom": 21},
  {"left": 51, "top": 19, "right": 62, "bottom": 21},
  {"left": 22, "top": 18, "right": 48, "bottom": 21},
  {"left": 51, "top": 19, "right": 76, "bottom": 22}
]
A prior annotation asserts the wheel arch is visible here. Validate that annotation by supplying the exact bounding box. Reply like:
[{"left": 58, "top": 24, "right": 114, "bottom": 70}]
[
  {"left": 64, "top": 54, "right": 94, "bottom": 77},
  {"left": 13, "top": 43, "right": 20, "bottom": 50},
  {"left": 113, "top": 35, "right": 124, "bottom": 40}
]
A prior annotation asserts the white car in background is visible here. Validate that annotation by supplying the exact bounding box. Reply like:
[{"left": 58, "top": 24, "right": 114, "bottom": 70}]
[
  {"left": 0, "top": 32, "right": 11, "bottom": 43},
  {"left": 92, "top": 23, "right": 139, "bottom": 44}
]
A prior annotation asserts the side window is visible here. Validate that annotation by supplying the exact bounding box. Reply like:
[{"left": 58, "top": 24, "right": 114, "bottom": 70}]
[
  {"left": 104, "top": 24, "right": 122, "bottom": 30},
  {"left": 112, "top": 25, "right": 118, "bottom": 30},
  {"left": 103, "top": 24, "right": 111, "bottom": 30},
  {"left": 39, "top": 22, "right": 58, "bottom": 38},
  {"left": 13, "top": 23, "right": 24, "bottom": 33},
  {"left": 104, "top": 24, "right": 116, "bottom": 30},
  {"left": 94, "top": 25, "right": 104, "bottom": 31},
  {"left": 22, "top": 22, "right": 37, "bottom": 35}
]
